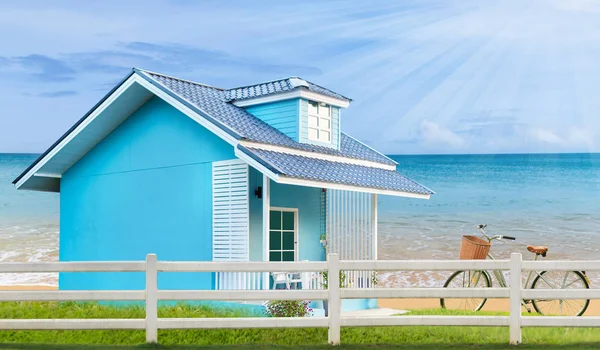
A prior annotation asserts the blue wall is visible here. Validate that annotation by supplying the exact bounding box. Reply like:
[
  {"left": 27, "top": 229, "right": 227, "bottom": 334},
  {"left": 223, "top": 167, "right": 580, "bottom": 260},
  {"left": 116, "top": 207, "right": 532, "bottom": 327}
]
[
  {"left": 244, "top": 99, "right": 299, "bottom": 141},
  {"left": 248, "top": 167, "right": 325, "bottom": 262},
  {"left": 299, "top": 99, "right": 341, "bottom": 150},
  {"left": 60, "top": 96, "right": 235, "bottom": 291}
]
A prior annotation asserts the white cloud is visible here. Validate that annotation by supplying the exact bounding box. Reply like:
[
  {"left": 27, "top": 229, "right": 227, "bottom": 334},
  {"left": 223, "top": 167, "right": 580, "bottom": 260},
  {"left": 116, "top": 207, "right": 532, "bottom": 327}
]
[
  {"left": 419, "top": 119, "right": 466, "bottom": 148},
  {"left": 529, "top": 128, "right": 563, "bottom": 144},
  {"left": 529, "top": 126, "right": 597, "bottom": 150}
]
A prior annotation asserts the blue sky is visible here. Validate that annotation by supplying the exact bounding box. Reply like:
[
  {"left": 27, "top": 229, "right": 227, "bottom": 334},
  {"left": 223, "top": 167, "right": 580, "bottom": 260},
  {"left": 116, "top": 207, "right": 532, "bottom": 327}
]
[{"left": 1, "top": 0, "right": 600, "bottom": 154}]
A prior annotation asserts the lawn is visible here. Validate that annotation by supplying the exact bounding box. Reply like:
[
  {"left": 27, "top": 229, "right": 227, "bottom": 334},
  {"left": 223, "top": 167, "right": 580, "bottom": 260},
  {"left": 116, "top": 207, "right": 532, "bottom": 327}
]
[{"left": 0, "top": 302, "right": 598, "bottom": 349}]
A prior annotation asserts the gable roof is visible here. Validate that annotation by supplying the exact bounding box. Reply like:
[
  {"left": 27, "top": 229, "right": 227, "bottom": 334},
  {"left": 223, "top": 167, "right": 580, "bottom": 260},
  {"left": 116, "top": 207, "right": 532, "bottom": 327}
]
[
  {"left": 140, "top": 69, "right": 395, "bottom": 165},
  {"left": 13, "top": 68, "right": 432, "bottom": 198}
]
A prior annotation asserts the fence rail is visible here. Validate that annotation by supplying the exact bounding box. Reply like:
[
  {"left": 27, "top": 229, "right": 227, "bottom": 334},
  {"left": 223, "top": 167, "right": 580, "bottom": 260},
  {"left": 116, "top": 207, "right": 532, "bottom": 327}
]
[{"left": 0, "top": 253, "right": 598, "bottom": 346}]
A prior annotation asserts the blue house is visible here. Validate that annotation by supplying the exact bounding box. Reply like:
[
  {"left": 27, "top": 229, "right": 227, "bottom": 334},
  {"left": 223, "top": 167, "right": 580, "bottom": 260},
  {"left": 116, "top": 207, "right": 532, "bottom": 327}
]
[{"left": 13, "top": 69, "right": 433, "bottom": 312}]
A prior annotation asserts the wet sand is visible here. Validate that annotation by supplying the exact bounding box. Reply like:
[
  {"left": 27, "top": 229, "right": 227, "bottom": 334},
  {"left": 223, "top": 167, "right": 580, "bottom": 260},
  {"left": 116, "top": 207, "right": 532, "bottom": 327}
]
[{"left": 379, "top": 298, "right": 600, "bottom": 316}]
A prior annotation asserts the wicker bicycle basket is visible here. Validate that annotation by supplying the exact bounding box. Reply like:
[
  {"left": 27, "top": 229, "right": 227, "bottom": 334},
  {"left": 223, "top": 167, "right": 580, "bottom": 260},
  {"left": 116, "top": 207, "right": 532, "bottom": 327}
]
[{"left": 459, "top": 235, "right": 491, "bottom": 260}]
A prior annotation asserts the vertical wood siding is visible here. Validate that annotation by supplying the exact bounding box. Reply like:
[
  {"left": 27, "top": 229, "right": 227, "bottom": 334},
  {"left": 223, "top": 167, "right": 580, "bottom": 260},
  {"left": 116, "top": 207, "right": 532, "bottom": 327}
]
[{"left": 326, "top": 189, "right": 374, "bottom": 288}]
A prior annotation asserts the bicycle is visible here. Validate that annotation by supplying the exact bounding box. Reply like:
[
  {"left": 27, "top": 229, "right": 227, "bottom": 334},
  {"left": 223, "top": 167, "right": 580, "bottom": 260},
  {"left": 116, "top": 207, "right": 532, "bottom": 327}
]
[{"left": 440, "top": 224, "right": 591, "bottom": 316}]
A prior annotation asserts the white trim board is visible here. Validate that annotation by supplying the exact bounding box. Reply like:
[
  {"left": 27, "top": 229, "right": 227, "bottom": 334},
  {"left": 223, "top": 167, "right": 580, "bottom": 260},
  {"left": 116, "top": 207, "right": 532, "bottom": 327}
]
[
  {"left": 15, "top": 73, "right": 239, "bottom": 191},
  {"left": 233, "top": 89, "right": 350, "bottom": 109},
  {"left": 14, "top": 76, "right": 140, "bottom": 190},
  {"left": 239, "top": 141, "right": 397, "bottom": 171}
]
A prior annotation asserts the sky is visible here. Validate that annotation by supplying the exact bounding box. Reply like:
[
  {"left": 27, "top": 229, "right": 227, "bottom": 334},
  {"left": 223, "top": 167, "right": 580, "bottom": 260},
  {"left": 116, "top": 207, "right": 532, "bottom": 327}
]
[{"left": 1, "top": 0, "right": 600, "bottom": 155}]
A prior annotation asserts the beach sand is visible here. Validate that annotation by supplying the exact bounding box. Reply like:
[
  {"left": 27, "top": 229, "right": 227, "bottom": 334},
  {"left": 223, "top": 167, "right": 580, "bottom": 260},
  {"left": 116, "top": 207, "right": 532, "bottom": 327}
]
[
  {"left": 379, "top": 298, "right": 600, "bottom": 316},
  {"left": 0, "top": 285, "right": 57, "bottom": 291}
]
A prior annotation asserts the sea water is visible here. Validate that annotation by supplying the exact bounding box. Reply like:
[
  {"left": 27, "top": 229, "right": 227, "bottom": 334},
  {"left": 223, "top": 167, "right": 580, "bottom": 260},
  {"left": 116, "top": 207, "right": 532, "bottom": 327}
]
[{"left": 0, "top": 153, "right": 599, "bottom": 287}]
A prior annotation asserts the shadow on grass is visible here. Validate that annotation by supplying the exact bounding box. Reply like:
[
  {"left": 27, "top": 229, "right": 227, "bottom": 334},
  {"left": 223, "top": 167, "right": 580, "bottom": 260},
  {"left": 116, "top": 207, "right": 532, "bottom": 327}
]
[{"left": 1, "top": 343, "right": 600, "bottom": 350}]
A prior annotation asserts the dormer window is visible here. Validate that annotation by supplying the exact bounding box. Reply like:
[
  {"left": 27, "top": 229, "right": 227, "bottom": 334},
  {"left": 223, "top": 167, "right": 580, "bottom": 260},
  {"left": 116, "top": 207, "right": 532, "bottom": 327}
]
[{"left": 308, "top": 101, "right": 331, "bottom": 143}]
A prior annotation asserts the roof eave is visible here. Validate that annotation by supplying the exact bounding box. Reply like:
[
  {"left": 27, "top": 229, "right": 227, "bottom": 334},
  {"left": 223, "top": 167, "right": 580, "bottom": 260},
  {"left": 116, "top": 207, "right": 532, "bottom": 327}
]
[
  {"left": 276, "top": 175, "right": 432, "bottom": 199},
  {"left": 12, "top": 69, "right": 138, "bottom": 185}
]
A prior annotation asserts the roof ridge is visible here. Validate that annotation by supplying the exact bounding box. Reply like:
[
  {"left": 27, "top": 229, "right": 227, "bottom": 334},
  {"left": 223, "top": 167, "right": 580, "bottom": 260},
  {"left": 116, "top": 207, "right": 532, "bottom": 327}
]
[
  {"left": 134, "top": 68, "right": 225, "bottom": 91},
  {"left": 226, "top": 77, "right": 295, "bottom": 91}
]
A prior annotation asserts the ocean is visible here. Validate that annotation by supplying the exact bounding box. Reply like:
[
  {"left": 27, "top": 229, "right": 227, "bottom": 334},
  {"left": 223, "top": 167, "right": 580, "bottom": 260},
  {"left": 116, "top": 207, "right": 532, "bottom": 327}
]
[{"left": 1, "top": 153, "right": 599, "bottom": 287}]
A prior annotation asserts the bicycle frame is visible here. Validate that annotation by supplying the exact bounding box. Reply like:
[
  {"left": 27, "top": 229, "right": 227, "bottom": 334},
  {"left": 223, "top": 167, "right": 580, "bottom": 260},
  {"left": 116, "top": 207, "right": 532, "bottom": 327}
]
[{"left": 475, "top": 227, "right": 565, "bottom": 311}]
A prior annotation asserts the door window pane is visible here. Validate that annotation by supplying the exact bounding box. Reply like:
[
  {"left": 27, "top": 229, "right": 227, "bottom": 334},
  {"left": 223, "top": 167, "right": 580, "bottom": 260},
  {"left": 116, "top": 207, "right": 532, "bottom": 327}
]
[
  {"left": 282, "top": 231, "right": 294, "bottom": 250},
  {"left": 269, "top": 252, "right": 282, "bottom": 261},
  {"left": 269, "top": 231, "right": 281, "bottom": 250},
  {"left": 282, "top": 211, "right": 295, "bottom": 230},
  {"left": 270, "top": 211, "right": 281, "bottom": 230},
  {"left": 282, "top": 252, "right": 294, "bottom": 262}
]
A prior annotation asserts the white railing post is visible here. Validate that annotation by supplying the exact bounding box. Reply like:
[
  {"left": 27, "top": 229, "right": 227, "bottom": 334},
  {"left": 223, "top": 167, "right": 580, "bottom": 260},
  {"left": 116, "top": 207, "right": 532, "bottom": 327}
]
[
  {"left": 145, "top": 254, "right": 158, "bottom": 343},
  {"left": 327, "top": 253, "right": 341, "bottom": 345},
  {"left": 509, "top": 253, "right": 522, "bottom": 345}
]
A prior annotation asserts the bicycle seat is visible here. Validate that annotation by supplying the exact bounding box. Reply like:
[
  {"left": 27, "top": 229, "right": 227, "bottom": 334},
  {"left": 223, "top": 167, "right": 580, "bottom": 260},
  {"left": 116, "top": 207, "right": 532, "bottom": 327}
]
[{"left": 527, "top": 245, "right": 548, "bottom": 256}]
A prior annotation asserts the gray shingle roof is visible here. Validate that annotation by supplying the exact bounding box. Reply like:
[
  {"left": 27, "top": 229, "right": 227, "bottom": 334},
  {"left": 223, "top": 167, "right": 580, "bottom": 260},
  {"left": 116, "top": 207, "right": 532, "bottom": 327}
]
[
  {"left": 139, "top": 70, "right": 396, "bottom": 166},
  {"left": 239, "top": 146, "right": 433, "bottom": 196},
  {"left": 225, "top": 77, "right": 351, "bottom": 102}
]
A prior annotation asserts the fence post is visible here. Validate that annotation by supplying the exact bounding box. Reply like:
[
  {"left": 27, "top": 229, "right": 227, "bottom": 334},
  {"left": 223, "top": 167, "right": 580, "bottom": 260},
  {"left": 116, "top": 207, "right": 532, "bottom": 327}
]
[
  {"left": 509, "top": 253, "right": 522, "bottom": 345},
  {"left": 145, "top": 254, "right": 158, "bottom": 343},
  {"left": 327, "top": 253, "right": 341, "bottom": 345}
]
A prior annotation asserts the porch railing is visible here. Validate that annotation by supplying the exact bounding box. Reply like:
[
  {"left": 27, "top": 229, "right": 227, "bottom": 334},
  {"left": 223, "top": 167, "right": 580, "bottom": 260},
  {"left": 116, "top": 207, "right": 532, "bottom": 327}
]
[{"left": 215, "top": 269, "right": 374, "bottom": 290}]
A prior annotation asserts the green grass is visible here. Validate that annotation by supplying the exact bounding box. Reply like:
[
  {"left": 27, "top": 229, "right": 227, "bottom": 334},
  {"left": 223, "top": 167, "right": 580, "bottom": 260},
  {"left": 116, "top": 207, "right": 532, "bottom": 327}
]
[{"left": 0, "top": 302, "right": 598, "bottom": 349}]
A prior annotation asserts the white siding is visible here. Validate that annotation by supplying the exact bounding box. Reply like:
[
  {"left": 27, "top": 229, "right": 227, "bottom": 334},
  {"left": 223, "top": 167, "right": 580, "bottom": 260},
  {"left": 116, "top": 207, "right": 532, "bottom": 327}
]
[
  {"left": 326, "top": 190, "right": 374, "bottom": 288},
  {"left": 212, "top": 159, "right": 250, "bottom": 289}
]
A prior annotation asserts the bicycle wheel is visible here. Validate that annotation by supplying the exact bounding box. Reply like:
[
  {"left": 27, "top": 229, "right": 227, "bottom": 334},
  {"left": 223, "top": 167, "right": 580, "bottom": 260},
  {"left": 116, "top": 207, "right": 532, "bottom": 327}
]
[
  {"left": 441, "top": 270, "right": 492, "bottom": 311},
  {"left": 531, "top": 270, "right": 590, "bottom": 316}
]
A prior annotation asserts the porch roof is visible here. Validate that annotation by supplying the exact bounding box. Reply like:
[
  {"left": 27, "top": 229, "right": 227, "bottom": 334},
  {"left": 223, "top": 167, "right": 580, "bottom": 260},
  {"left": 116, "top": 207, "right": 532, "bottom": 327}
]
[{"left": 237, "top": 146, "right": 434, "bottom": 199}]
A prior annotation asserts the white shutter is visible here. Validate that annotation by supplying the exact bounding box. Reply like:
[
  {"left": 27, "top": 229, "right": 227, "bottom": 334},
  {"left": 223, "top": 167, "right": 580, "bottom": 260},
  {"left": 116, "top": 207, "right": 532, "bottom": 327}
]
[{"left": 212, "top": 159, "right": 249, "bottom": 262}]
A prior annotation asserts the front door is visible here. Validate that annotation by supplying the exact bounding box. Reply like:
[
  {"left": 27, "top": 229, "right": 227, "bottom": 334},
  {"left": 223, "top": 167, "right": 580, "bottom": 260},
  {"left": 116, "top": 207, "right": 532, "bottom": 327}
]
[{"left": 269, "top": 208, "right": 297, "bottom": 261}]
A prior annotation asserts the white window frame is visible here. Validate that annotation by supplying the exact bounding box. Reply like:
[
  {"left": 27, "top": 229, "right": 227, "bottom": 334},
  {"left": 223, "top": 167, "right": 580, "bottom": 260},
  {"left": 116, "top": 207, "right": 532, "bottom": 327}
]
[
  {"left": 267, "top": 207, "right": 299, "bottom": 262},
  {"left": 308, "top": 101, "right": 332, "bottom": 143}
]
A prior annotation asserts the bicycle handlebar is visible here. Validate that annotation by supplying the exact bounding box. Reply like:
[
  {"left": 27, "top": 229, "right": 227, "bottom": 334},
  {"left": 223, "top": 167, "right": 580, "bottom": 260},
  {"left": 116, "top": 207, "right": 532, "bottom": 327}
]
[{"left": 502, "top": 235, "right": 516, "bottom": 241}]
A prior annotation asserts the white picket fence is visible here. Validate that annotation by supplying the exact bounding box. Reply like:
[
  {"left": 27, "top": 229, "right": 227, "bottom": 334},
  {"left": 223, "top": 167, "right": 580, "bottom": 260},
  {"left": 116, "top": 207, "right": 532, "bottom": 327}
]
[{"left": 0, "top": 253, "right": 599, "bottom": 346}]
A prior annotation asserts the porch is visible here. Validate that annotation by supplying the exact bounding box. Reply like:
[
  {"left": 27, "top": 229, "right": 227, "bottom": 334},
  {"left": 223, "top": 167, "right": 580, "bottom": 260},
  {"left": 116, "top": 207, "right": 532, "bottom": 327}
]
[{"left": 213, "top": 163, "right": 378, "bottom": 297}]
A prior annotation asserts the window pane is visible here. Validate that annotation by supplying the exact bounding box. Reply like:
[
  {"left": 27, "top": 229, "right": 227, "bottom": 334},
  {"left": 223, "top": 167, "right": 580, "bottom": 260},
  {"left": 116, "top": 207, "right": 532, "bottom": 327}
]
[
  {"left": 270, "top": 211, "right": 281, "bottom": 230},
  {"left": 282, "top": 211, "right": 295, "bottom": 230},
  {"left": 308, "top": 127, "right": 318, "bottom": 140},
  {"left": 269, "top": 230, "right": 281, "bottom": 250},
  {"left": 282, "top": 252, "right": 294, "bottom": 262},
  {"left": 320, "top": 118, "right": 331, "bottom": 129},
  {"left": 269, "top": 252, "right": 282, "bottom": 262},
  {"left": 319, "top": 105, "right": 330, "bottom": 117},
  {"left": 308, "top": 101, "right": 318, "bottom": 115},
  {"left": 308, "top": 115, "right": 319, "bottom": 127},
  {"left": 282, "top": 231, "right": 294, "bottom": 250},
  {"left": 320, "top": 131, "right": 331, "bottom": 142}
]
